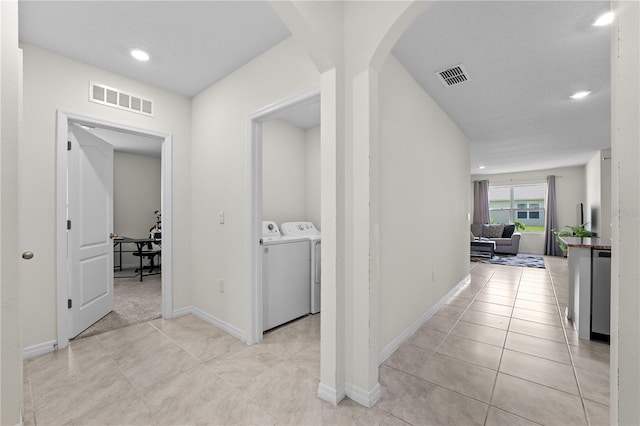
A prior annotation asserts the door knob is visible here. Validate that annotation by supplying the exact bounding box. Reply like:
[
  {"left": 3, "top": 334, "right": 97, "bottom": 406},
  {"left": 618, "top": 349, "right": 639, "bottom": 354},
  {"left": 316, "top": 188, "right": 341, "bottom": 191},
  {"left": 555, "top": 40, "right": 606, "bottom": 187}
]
[{"left": 22, "top": 251, "right": 34, "bottom": 260}]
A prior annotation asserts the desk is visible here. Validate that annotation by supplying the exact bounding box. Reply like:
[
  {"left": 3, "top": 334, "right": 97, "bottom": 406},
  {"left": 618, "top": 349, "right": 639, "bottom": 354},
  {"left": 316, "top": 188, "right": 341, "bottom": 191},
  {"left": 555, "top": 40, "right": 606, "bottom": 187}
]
[{"left": 113, "top": 237, "right": 161, "bottom": 281}]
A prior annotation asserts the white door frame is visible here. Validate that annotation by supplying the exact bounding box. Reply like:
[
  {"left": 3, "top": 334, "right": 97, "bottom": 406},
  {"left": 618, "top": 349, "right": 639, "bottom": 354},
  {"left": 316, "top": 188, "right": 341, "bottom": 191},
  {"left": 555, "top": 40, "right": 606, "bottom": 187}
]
[
  {"left": 56, "top": 110, "right": 173, "bottom": 348},
  {"left": 246, "top": 87, "right": 320, "bottom": 344}
]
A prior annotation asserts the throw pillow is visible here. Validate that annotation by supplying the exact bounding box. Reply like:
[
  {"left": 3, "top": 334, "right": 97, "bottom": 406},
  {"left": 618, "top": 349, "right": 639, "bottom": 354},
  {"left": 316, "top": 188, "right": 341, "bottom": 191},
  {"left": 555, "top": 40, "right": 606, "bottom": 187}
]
[
  {"left": 483, "top": 224, "right": 505, "bottom": 238},
  {"left": 502, "top": 224, "right": 516, "bottom": 238}
]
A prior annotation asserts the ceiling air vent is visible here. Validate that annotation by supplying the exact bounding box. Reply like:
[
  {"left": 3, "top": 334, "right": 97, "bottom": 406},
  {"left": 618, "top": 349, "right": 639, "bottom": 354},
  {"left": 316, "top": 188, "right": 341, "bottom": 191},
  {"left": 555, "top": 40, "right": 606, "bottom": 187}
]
[
  {"left": 89, "top": 82, "right": 154, "bottom": 117},
  {"left": 436, "top": 64, "right": 470, "bottom": 87}
]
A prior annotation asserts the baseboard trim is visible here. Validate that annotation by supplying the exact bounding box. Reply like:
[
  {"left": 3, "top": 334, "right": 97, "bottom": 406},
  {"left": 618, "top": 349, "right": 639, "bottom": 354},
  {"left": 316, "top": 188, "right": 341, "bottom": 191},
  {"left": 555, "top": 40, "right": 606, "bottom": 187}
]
[
  {"left": 378, "top": 274, "right": 470, "bottom": 365},
  {"left": 345, "top": 382, "right": 382, "bottom": 408},
  {"left": 23, "top": 340, "right": 57, "bottom": 360},
  {"left": 317, "top": 382, "right": 346, "bottom": 406},
  {"left": 190, "top": 306, "right": 247, "bottom": 343},
  {"left": 170, "top": 306, "right": 193, "bottom": 319}
]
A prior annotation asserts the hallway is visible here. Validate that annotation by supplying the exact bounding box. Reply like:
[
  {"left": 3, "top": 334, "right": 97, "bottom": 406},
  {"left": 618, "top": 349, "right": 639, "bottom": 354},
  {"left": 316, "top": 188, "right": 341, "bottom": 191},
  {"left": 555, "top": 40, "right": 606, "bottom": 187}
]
[
  {"left": 381, "top": 257, "right": 609, "bottom": 425},
  {"left": 23, "top": 257, "right": 609, "bottom": 425}
]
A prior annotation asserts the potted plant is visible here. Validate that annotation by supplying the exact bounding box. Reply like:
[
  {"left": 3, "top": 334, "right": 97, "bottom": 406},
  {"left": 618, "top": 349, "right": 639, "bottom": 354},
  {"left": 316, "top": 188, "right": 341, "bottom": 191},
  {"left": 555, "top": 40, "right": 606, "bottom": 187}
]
[
  {"left": 514, "top": 220, "right": 525, "bottom": 232},
  {"left": 554, "top": 223, "right": 596, "bottom": 253}
]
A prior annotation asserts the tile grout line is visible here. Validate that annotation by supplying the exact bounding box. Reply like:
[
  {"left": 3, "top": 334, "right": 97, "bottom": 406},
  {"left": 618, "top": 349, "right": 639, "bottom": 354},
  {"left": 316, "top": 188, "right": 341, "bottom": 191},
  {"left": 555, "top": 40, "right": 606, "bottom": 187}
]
[
  {"left": 140, "top": 319, "right": 265, "bottom": 425},
  {"left": 482, "top": 266, "right": 522, "bottom": 426},
  {"left": 93, "top": 320, "right": 207, "bottom": 421},
  {"left": 545, "top": 256, "right": 592, "bottom": 426},
  {"left": 432, "top": 269, "right": 497, "bottom": 354},
  {"left": 93, "top": 328, "right": 164, "bottom": 424},
  {"left": 494, "top": 264, "right": 592, "bottom": 400},
  {"left": 147, "top": 316, "right": 294, "bottom": 425},
  {"left": 383, "top": 268, "right": 501, "bottom": 418},
  {"left": 479, "top": 264, "right": 591, "bottom": 425},
  {"left": 434, "top": 266, "right": 539, "bottom": 424}
]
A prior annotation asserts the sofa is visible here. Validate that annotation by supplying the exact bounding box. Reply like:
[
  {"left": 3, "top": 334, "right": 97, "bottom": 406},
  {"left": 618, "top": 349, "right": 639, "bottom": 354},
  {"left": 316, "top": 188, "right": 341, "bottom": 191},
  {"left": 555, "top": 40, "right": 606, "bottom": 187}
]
[{"left": 471, "top": 223, "right": 521, "bottom": 255}]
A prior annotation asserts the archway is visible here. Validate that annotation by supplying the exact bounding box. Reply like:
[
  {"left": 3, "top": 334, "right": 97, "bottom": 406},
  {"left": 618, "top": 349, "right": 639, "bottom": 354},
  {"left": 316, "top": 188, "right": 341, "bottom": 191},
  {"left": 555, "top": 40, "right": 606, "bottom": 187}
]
[{"left": 269, "top": 0, "right": 435, "bottom": 407}]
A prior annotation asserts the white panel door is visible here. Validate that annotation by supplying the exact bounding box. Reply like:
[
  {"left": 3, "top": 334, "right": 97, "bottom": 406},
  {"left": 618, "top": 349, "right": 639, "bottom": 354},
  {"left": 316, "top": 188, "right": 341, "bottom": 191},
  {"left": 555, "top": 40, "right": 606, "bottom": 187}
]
[{"left": 68, "top": 123, "right": 114, "bottom": 337}]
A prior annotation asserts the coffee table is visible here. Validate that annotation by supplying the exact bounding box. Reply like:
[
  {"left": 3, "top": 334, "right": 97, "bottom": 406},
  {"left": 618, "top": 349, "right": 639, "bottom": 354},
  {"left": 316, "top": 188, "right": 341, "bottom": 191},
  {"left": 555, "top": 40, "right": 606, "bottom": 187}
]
[{"left": 471, "top": 239, "right": 496, "bottom": 258}]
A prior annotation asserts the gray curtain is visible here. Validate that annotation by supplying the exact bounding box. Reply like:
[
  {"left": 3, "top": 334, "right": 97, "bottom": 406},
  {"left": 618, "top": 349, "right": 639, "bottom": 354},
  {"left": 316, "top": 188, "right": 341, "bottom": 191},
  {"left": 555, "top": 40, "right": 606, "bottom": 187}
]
[
  {"left": 544, "top": 175, "right": 562, "bottom": 256},
  {"left": 473, "top": 180, "right": 490, "bottom": 224}
]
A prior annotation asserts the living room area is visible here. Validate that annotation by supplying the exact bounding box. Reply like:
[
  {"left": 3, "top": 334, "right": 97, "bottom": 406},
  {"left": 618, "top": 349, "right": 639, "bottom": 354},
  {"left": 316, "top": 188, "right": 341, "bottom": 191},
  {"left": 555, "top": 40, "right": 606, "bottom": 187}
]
[
  {"left": 390, "top": 1, "right": 614, "bottom": 269},
  {"left": 469, "top": 152, "right": 611, "bottom": 267}
]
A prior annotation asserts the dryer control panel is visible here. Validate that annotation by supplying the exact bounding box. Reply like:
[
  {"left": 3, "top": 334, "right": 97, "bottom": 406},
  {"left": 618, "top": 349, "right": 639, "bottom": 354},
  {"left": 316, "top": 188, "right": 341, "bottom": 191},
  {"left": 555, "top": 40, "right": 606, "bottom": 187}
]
[{"left": 280, "top": 221, "right": 320, "bottom": 236}]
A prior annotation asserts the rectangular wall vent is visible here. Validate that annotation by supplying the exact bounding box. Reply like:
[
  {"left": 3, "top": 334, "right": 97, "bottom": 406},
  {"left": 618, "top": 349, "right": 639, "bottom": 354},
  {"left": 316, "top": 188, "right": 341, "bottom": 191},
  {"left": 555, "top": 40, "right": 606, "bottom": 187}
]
[
  {"left": 436, "top": 64, "right": 471, "bottom": 87},
  {"left": 89, "top": 81, "right": 154, "bottom": 116}
]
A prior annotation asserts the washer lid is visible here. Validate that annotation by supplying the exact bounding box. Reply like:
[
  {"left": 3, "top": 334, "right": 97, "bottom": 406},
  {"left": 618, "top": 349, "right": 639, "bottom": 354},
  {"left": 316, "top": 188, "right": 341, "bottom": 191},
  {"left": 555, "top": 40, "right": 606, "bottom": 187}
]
[{"left": 263, "top": 235, "right": 309, "bottom": 245}]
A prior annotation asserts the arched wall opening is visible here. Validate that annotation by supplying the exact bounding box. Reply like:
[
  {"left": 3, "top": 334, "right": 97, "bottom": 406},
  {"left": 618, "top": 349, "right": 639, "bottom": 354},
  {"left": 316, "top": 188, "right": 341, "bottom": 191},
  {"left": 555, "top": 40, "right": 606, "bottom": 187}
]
[{"left": 270, "top": 0, "right": 471, "bottom": 408}]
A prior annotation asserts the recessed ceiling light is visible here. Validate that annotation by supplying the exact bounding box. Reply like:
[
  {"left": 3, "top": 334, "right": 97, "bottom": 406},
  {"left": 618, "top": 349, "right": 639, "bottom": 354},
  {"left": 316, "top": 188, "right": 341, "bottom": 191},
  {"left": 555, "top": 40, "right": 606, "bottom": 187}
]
[
  {"left": 130, "top": 49, "right": 150, "bottom": 62},
  {"left": 570, "top": 90, "right": 591, "bottom": 100},
  {"left": 593, "top": 11, "right": 614, "bottom": 26},
  {"left": 478, "top": 165, "right": 486, "bottom": 170}
]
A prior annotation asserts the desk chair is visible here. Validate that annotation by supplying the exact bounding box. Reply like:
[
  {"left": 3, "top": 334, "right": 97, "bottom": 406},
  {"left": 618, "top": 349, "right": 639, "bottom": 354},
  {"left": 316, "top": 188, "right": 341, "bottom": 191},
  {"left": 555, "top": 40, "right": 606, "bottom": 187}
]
[{"left": 133, "top": 242, "right": 161, "bottom": 275}]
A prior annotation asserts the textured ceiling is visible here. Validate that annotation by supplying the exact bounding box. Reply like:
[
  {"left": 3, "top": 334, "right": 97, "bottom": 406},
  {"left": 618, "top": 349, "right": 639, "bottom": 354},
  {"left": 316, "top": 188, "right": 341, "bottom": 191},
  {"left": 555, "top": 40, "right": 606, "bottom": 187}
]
[
  {"left": 19, "top": 1, "right": 290, "bottom": 97},
  {"left": 392, "top": 1, "right": 611, "bottom": 174},
  {"left": 19, "top": 1, "right": 611, "bottom": 173}
]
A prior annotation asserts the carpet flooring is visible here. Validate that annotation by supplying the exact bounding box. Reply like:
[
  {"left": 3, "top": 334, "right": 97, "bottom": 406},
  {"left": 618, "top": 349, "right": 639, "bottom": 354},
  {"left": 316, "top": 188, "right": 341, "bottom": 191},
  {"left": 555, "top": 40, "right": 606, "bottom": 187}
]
[
  {"left": 471, "top": 253, "right": 546, "bottom": 268},
  {"left": 73, "top": 270, "right": 161, "bottom": 340}
]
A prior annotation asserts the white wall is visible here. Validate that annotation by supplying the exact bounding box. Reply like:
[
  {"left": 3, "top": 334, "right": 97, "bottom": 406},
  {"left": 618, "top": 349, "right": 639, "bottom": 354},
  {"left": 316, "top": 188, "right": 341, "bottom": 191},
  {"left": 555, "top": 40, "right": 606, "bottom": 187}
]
[
  {"left": 472, "top": 166, "right": 586, "bottom": 255},
  {"left": 19, "top": 44, "right": 191, "bottom": 348},
  {"left": 1, "top": 1, "right": 23, "bottom": 423},
  {"left": 262, "top": 120, "right": 321, "bottom": 229},
  {"left": 610, "top": 2, "right": 640, "bottom": 421},
  {"left": 378, "top": 54, "right": 470, "bottom": 349},
  {"left": 262, "top": 120, "right": 306, "bottom": 225},
  {"left": 113, "top": 152, "right": 161, "bottom": 268},
  {"left": 305, "top": 126, "right": 321, "bottom": 230},
  {"left": 190, "top": 37, "right": 319, "bottom": 334}
]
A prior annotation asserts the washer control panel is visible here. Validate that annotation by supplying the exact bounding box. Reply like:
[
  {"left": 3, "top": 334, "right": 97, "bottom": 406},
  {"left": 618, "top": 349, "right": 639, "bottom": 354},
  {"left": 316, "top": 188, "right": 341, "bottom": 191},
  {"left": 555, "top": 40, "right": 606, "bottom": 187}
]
[{"left": 262, "top": 221, "right": 281, "bottom": 237}]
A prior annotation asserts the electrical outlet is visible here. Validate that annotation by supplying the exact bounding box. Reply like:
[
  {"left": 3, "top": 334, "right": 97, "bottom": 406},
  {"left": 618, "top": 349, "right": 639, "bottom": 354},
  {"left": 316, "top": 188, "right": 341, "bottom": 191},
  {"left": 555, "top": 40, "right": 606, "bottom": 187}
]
[
  {"left": 219, "top": 210, "right": 225, "bottom": 224},
  {"left": 219, "top": 278, "right": 225, "bottom": 293},
  {"left": 432, "top": 270, "right": 436, "bottom": 282}
]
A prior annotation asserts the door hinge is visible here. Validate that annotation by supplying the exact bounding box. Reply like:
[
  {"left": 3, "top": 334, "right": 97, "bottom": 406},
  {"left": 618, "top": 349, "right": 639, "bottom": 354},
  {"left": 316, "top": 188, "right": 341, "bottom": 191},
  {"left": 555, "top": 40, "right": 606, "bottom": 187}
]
[
  {"left": 67, "top": 220, "right": 72, "bottom": 230},
  {"left": 67, "top": 299, "right": 72, "bottom": 309},
  {"left": 67, "top": 140, "right": 72, "bottom": 151}
]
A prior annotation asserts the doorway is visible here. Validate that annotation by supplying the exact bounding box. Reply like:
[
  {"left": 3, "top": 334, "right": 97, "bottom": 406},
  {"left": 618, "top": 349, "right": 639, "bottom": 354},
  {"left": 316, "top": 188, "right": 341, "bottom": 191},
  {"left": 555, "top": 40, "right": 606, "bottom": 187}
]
[
  {"left": 247, "top": 87, "right": 320, "bottom": 344},
  {"left": 55, "top": 110, "right": 174, "bottom": 348},
  {"left": 76, "top": 129, "right": 163, "bottom": 339}
]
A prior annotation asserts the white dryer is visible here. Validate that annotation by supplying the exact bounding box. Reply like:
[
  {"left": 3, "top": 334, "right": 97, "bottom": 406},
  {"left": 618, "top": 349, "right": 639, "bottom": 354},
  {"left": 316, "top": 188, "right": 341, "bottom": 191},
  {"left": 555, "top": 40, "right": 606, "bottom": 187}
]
[
  {"left": 261, "top": 221, "right": 310, "bottom": 331},
  {"left": 280, "top": 221, "right": 321, "bottom": 314}
]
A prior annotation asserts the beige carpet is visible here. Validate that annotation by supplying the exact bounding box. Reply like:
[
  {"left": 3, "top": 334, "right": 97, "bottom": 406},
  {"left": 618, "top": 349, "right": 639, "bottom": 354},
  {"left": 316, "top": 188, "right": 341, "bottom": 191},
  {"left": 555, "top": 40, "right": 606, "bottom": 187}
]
[{"left": 73, "top": 270, "right": 161, "bottom": 340}]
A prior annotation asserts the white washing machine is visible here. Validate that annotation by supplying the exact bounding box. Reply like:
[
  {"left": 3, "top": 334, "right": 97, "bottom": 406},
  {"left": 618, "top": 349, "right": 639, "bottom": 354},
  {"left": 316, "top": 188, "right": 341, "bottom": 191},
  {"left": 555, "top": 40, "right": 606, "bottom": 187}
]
[
  {"left": 280, "top": 221, "right": 321, "bottom": 314},
  {"left": 261, "top": 221, "right": 310, "bottom": 331}
]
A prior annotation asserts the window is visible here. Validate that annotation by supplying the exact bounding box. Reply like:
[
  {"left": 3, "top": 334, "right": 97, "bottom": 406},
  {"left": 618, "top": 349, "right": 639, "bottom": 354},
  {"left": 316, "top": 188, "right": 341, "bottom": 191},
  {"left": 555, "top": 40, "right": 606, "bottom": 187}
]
[{"left": 489, "top": 183, "right": 546, "bottom": 232}]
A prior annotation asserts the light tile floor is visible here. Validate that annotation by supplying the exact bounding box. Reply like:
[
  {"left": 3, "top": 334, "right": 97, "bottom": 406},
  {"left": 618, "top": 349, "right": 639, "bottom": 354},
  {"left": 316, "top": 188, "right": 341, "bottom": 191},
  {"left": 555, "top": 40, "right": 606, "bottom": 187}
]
[{"left": 23, "top": 257, "right": 610, "bottom": 425}]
